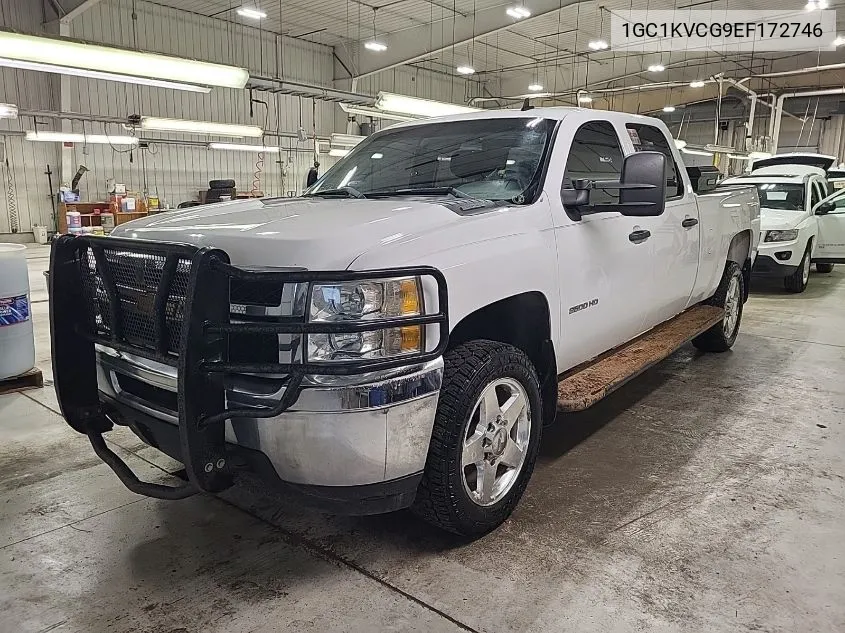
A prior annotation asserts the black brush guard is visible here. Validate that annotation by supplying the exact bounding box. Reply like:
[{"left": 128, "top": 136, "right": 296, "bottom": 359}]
[{"left": 49, "top": 235, "right": 449, "bottom": 499}]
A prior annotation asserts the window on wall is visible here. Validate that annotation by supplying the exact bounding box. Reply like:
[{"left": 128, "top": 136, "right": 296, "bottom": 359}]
[
  {"left": 625, "top": 123, "right": 684, "bottom": 198},
  {"left": 562, "top": 121, "right": 624, "bottom": 205}
]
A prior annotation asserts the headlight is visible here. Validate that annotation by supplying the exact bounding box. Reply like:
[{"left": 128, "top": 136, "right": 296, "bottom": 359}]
[
  {"left": 307, "top": 277, "right": 423, "bottom": 362},
  {"left": 765, "top": 229, "right": 799, "bottom": 242}
]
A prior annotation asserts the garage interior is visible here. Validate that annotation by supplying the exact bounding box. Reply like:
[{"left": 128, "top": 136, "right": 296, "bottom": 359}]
[{"left": 1, "top": 0, "right": 844, "bottom": 631}]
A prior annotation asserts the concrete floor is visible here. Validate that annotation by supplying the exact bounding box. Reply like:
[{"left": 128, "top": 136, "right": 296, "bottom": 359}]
[{"left": 2, "top": 245, "right": 844, "bottom": 632}]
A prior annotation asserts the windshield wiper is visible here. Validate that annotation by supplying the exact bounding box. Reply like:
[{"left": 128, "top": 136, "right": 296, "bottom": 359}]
[
  {"left": 367, "top": 186, "right": 471, "bottom": 199},
  {"left": 303, "top": 186, "right": 367, "bottom": 199}
]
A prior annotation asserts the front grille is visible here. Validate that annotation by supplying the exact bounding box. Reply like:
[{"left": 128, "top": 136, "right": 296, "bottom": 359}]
[{"left": 78, "top": 245, "right": 193, "bottom": 356}]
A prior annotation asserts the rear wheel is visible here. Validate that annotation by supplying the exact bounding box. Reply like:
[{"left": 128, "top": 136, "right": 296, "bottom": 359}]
[
  {"left": 412, "top": 340, "right": 542, "bottom": 537},
  {"left": 784, "top": 244, "right": 811, "bottom": 293},
  {"left": 816, "top": 262, "right": 834, "bottom": 273},
  {"left": 693, "top": 262, "right": 744, "bottom": 353}
]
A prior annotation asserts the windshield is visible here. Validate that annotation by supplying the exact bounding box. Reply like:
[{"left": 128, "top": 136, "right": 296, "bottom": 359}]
[
  {"left": 308, "top": 117, "right": 556, "bottom": 203},
  {"left": 755, "top": 183, "right": 805, "bottom": 211}
]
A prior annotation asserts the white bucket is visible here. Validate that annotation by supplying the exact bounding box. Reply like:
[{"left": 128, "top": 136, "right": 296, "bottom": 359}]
[
  {"left": 0, "top": 244, "right": 36, "bottom": 380},
  {"left": 32, "top": 225, "right": 48, "bottom": 244}
]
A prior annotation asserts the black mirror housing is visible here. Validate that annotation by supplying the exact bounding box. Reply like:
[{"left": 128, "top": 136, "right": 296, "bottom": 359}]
[
  {"left": 618, "top": 151, "right": 667, "bottom": 217},
  {"left": 816, "top": 201, "right": 835, "bottom": 215}
]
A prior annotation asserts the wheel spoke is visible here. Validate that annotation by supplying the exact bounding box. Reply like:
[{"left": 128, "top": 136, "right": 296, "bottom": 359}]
[
  {"left": 476, "top": 461, "right": 496, "bottom": 503},
  {"left": 462, "top": 432, "right": 485, "bottom": 466},
  {"left": 478, "top": 386, "right": 501, "bottom": 424},
  {"left": 500, "top": 391, "right": 527, "bottom": 430},
  {"left": 500, "top": 439, "right": 525, "bottom": 469}
]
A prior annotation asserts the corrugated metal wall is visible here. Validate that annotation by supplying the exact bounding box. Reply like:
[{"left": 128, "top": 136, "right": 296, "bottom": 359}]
[{"left": 0, "top": 0, "right": 344, "bottom": 235}]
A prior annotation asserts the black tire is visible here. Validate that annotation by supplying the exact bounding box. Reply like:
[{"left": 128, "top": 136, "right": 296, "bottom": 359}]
[
  {"left": 692, "top": 261, "right": 745, "bottom": 353},
  {"left": 208, "top": 179, "right": 236, "bottom": 189},
  {"left": 816, "top": 262, "right": 834, "bottom": 273},
  {"left": 412, "top": 340, "right": 542, "bottom": 537},
  {"left": 784, "top": 243, "right": 811, "bottom": 293}
]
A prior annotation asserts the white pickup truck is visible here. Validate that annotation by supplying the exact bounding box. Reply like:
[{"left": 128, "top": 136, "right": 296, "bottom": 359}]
[
  {"left": 723, "top": 153, "right": 845, "bottom": 291},
  {"left": 49, "top": 108, "right": 759, "bottom": 537}
]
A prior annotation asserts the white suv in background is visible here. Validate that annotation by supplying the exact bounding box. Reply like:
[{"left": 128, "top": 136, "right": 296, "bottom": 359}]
[{"left": 723, "top": 154, "right": 843, "bottom": 292}]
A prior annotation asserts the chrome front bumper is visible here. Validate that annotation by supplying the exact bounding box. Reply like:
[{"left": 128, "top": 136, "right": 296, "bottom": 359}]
[{"left": 96, "top": 350, "right": 443, "bottom": 487}]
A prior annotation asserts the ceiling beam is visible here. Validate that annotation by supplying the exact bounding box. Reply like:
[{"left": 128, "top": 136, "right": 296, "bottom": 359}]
[
  {"left": 60, "top": 0, "right": 104, "bottom": 23},
  {"left": 335, "top": 0, "right": 588, "bottom": 80}
]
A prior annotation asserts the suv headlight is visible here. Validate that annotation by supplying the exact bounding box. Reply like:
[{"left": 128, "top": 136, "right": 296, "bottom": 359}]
[
  {"left": 307, "top": 277, "right": 423, "bottom": 362},
  {"left": 765, "top": 229, "right": 799, "bottom": 242}
]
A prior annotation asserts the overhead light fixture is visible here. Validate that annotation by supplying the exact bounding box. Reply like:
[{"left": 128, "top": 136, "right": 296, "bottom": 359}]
[
  {"left": 330, "top": 133, "right": 366, "bottom": 147},
  {"left": 0, "top": 103, "right": 18, "bottom": 119},
  {"left": 0, "top": 58, "right": 212, "bottom": 93},
  {"left": 140, "top": 117, "right": 263, "bottom": 137},
  {"left": 456, "top": 65, "right": 475, "bottom": 75},
  {"left": 25, "top": 131, "right": 138, "bottom": 145},
  {"left": 208, "top": 142, "right": 280, "bottom": 152},
  {"left": 506, "top": 6, "right": 531, "bottom": 18},
  {"left": 648, "top": 64, "right": 665, "bottom": 72},
  {"left": 338, "top": 102, "right": 417, "bottom": 122},
  {"left": 236, "top": 7, "right": 267, "bottom": 19},
  {"left": 588, "top": 39, "right": 609, "bottom": 50},
  {"left": 681, "top": 147, "right": 713, "bottom": 157},
  {"left": 371, "top": 153, "right": 384, "bottom": 159},
  {"left": 674, "top": 139, "right": 687, "bottom": 149},
  {"left": 689, "top": 80, "right": 705, "bottom": 88},
  {"left": 663, "top": 105, "right": 676, "bottom": 113},
  {"left": 727, "top": 154, "right": 751, "bottom": 160},
  {"left": 749, "top": 151, "right": 773, "bottom": 159},
  {"left": 528, "top": 83, "right": 544, "bottom": 91},
  {"left": 364, "top": 41, "right": 387, "bottom": 52},
  {"left": 577, "top": 95, "right": 593, "bottom": 104},
  {"left": 328, "top": 148, "right": 350, "bottom": 157},
  {"left": 374, "top": 92, "right": 480, "bottom": 118},
  {"left": 834, "top": 35, "right": 845, "bottom": 47},
  {"left": 0, "top": 32, "right": 248, "bottom": 90}
]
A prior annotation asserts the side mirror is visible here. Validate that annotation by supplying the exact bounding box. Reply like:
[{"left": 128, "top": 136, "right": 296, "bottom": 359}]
[
  {"left": 562, "top": 152, "right": 667, "bottom": 220},
  {"left": 617, "top": 151, "right": 667, "bottom": 217},
  {"left": 816, "top": 201, "right": 835, "bottom": 215}
]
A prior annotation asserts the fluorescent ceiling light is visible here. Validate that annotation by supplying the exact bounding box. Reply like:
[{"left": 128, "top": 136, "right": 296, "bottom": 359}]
[
  {"left": 0, "top": 58, "right": 212, "bottom": 93},
  {"left": 674, "top": 139, "right": 687, "bottom": 149},
  {"left": 364, "top": 41, "right": 387, "bottom": 52},
  {"left": 329, "top": 148, "right": 350, "bottom": 157},
  {"left": 456, "top": 65, "right": 475, "bottom": 75},
  {"left": 0, "top": 103, "right": 17, "bottom": 119},
  {"left": 236, "top": 7, "right": 267, "bottom": 19},
  {"left": 338, "top": 102, "right": 418, "bottom": 122},
  {"left": 208, "top": 142, "right": 280, "bottom": 152},
  {"left": 577, "top": 95, "right": 593, "bottom": 103},
  {"left": 749, "top": 151, "right": 772, "bottom": 159},
  {"left": 375, "top": 92, "right": 480, "bottom": 118},
  {"left": 648, "top": 64, "right": 665, "bottom": 72},
  {"left": 728, "top": 154, "right": 751, "bottom": 160},
  {"left": 371, "top": 153, "right": 383, "bottom": 159},
  {"left": 26, "top": 131, "right": 138, "bottom": 145},
  {"left": 689, "top": 80, "right": 705, "bottom": 88},
  {"left": 681, "top": 147, "right": 713, "bottom": 157},
  {"left": 588, "top": 39, "right": 609, "bottom": 50},
  {"left": 663, "top": 105, "right": 676, "bottom": 112},
  {"left": 506, "top": 6, "right": 531, "bottom": 18},
  {"left": 141, "top": 117, "right": 263, "bottom": 137},
  {"left": 0, "top": 31, "right": 248, "bottom": 90},
  {"left": 528, "top": 83, "right": 544, "bottom": 91},
  {"left": 330, "top": 133, "right": 365, "bottom": 147}
]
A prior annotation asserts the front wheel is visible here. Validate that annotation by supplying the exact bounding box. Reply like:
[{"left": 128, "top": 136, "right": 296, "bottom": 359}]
[
  {"left": 816, "top": 262, "right": 834, "bottom": 273},
  {"left": 693, "top": 261, "right": 745, "bottom": 353},
  {"left": 784, "top": 245, "right": 811, "bottom": 293},
  {"left": 412, "top": 340, "right": 542, "bottom": 537}
]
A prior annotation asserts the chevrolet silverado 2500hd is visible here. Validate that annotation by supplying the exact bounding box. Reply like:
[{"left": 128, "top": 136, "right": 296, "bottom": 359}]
[{"left": 49, "top": 108, "right": 759, "bottom": 536}]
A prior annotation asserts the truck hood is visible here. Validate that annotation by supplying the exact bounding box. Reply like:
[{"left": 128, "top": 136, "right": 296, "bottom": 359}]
[
  {"left": 110, "top": 197, "right": 462, "bottom": 268},
  {"left": 759, "top": 207, "right": 805, "bottom": 231}
]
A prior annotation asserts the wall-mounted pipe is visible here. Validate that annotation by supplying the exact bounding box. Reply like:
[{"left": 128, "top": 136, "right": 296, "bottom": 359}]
[
  {"left": 755, "top": 63, "right": 845, "bottom": 79},
  {"left": 772, "top": 88, "right": 845, "bottom": 153}
]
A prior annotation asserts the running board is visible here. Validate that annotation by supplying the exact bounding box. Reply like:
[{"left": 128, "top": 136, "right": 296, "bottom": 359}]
[{"left": 557, "top": 304, "right": 724, "bottom": 412}]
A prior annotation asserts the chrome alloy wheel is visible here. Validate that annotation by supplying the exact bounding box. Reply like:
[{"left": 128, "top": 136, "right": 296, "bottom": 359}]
[
  {"left": 723, "top": 275, "right": 741, "bottom": 337},
  {"left": 461, "top": 377, "right": 531, "bottom": 507},
  {"left": 802, "top": 253, "right": 811, "bottom": 285}
]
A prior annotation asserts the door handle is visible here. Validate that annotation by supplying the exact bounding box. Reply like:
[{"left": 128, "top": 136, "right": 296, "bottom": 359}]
[
  {"left": 682, "top": 217, "right": 699, "bottom": 228},
  {"left": 629, "top": 229, "right": 651, "bottom": 243}
]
